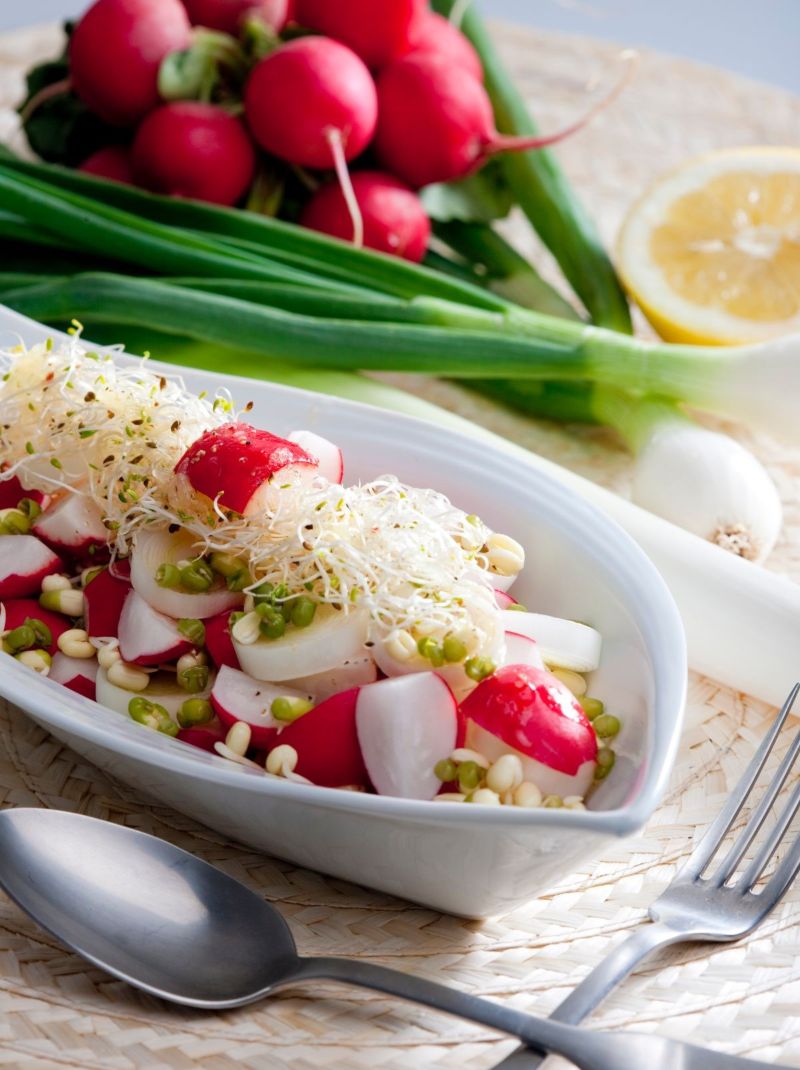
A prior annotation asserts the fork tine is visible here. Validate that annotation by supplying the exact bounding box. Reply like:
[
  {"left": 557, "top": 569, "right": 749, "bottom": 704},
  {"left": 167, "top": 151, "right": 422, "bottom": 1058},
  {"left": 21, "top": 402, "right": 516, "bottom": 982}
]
[
  {"left": 711, "top": 722, "right": 800, "bottom": 885},
  {"left": 677, "top": 683, "right": 800, "bottom": 881},
  {"left": 738, "top": 775, "right": 800, "bottom": 893}
]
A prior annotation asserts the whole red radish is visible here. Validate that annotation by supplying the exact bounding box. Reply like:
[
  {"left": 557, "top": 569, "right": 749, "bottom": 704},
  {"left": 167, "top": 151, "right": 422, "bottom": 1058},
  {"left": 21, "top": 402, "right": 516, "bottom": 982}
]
[
  {"left": 375, "top": 52, "right": 623, "bottom": 189},
  {"left": 294, "top": 0, "right": 425, "bottom": 69},
  {"left": 278, "top": 687, "right": 369, "bottom": 788},
  {"left": 70, "top": 0, "right": 191, "bottom": 126},
  {"left": 301, "top": 171, "right": 431, "bottom": 263},
  {"left": 79, "top": 145, "right": 134, "bottom": 185},
  {"left": 1, "top": 599, "right": 72, "bottom": 655},
  {"left": 131, "top": 102, "right": 255, "bottom": 206},
  {"left": 245, "top": 37, "right": 378, "bottom": 169},
  {"left": 408, "top": 12, "right": 483, "bottom": 82},
  {"left": 182, "top": 0, "right": 288, "bottom": 33}
]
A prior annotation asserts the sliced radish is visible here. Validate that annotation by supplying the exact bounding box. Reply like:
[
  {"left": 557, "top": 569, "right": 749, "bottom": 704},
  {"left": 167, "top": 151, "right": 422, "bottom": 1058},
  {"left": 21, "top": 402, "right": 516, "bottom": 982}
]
[
  {"left": 502, "top": 631, "right": 545, "bottom": 670},
  {"left": 278, "top": 687, "right": 369, "bottom": 788},
  {"left": 0, "top": 475, "right": 47, "bottom": 511},
  {"left": 96, "top": 665, "right": 214, "bottom": 722},
  {"left": 205, "top": 609, "right": 240, "bottom": 669},
  {"left": 233, "top": 605, "right": 369, "bottom": 682},
  {"left": 500, "top": 611, "right": 601, "bottom": 673},
  {"left": 49, "top": 653, "right": 98, "bottom": 700},
  {"left": 494, "top": 589, "right": 519, "bottom": 610},
  {"left": 0, "top": 535, "right": 63, "bottom": 598},
  {"left": 490, "top": 572, "right": 516, "bottom": 593},
  {"left": 287, "top": 430, "right": 344, "bottom": 484},
  {"left": 373, "top": 632, "right": 504, "bottom": 702},
  {"left": 356, "top": 673, "right": 458, "bottom": 800},
  {"left": 210, "top": 664, "right": 312, "bottom": 747},
  {"left": 84, "top": 561, "right": 132, "bottom": 639},
  {"left": 32, "top": 493, "right": 108, "bottom": 562},
  {"left": 117, "top": 590, "right": 194, "bottom": 667},
  {"left": 174, "top": 422, "right": 318, "bottom": 516},
  {"left": 283, "top": 653, "right": 377, "bottom": 701},
  {"left": 130, "top": 527, "right": 243, "bottom": 619},
  {"left": 178, "top": 722, "right": 227, "bottom": 753},
  {"left": 461, "top": 664, "right": 597, "bottom": 797},
  {"left": 0, "top": 598, "right": 71, "bottom": 654}
]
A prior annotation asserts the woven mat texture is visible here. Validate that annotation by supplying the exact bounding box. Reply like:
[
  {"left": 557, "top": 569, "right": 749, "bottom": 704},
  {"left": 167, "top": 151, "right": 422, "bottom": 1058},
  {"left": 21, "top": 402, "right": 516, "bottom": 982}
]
[{"left": 1, "top": 20, "right": 800, "bottom": 1070}]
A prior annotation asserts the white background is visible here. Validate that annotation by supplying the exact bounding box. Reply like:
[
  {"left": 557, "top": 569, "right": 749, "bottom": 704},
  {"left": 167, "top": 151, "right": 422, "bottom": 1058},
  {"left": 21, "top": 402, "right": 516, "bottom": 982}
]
[{"left": 1, "top": 0, "right": 798, "bottom": 93}]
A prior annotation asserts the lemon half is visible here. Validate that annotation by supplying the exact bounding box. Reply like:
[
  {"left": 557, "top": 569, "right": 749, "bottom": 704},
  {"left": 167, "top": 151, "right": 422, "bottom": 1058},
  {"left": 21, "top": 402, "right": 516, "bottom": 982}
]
[{"left": 617, "top": 147, "right": 800, "bottom": 345}]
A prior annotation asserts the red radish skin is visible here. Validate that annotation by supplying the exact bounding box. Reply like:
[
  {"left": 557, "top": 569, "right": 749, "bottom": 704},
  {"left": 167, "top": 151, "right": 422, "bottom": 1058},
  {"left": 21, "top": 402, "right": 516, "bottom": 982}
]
[
  {"left": 49, "top": 653, "right": 98, "bottom": 701},
  {"left": 211, "top": 664, "right": 312, "bottom": 747},
  {"left": 79, "top": 145, "right": 134, "bottom": 185},
  {"left": 287, "top": 429, "right": 343, "bottom": 484},
  {"left": 205, "top": 610, "right": 240, "bottom": 670},
  {"left": 494, "top": 589, "right": 519, "bottom": 610},
  {"left": 83, "top": 562, "right": 132, "bottom": 639},
  {"left": 70, "top": 0, "right": 191, "bottom": 126},
  {"left": 300, "top": 171, "right": 431, "bottom": 263},
  {"left": 503, "top": 631, "right": 545, "bottom": 671},
  {"left": 408, "top": 12, "right": 483, "bottom": 82},
  {"left": 32, "top": 494, "right": 109, "bottom": 563},
  {"left": 0, "top": 536, "right": 63, "bottom": 599},
  {"left": 0, "top": 599, "right": 71, "bottom": 655},
  {"left": 294, "top": 0, "right": 425, "bottom": 69},
  {"left": 460, "top": 664, "right": 597, "bottom": 777},
  {"left": 245, "top": 38, "right": 378, "bottom": 168},
  {"left": 0, "top": 476, "right": 47, "bottom": 511},
  {"left": 178, "top": 722, "right": 227, "bottom": 752},
  {"left": 175, "top": 422, "right": 317, "bottom": 516},
  {"left": 278, "top": 687, "right": 369, "bottom": 788},
  {"left": 131, "top": 103, "right": 256, "bottom": 207},
  {"left": 117, "top": 590, "right": 194, "bottom": 666},
  {"left": 182, "top": 0, "right": 288, "bottom": 34}
]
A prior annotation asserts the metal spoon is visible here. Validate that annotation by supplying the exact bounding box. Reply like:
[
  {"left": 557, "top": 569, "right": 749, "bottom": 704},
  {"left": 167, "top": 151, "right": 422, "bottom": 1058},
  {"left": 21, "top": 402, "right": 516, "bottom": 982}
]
[{"left": 0, "top": 808, "right": 785, "bottom": 1070}]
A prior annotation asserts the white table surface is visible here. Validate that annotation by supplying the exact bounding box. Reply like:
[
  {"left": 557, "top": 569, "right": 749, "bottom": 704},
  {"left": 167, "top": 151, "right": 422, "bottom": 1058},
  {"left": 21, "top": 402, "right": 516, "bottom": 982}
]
[{"left": 1, "top": 0, "right": 798, "bottom": 94}]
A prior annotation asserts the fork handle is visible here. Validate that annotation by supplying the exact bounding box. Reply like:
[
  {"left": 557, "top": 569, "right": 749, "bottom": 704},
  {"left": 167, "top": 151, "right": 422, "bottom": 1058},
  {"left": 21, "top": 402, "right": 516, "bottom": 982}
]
[{"left": 489, "top": 920, "right": 683, "bottom": 1070}]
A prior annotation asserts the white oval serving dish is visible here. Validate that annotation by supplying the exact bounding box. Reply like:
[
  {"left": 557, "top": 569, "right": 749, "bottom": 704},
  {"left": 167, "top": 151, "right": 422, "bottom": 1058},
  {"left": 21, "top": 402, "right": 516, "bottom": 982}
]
[{"left": 0, "top": 307, "right": 686, "bottom": 917}]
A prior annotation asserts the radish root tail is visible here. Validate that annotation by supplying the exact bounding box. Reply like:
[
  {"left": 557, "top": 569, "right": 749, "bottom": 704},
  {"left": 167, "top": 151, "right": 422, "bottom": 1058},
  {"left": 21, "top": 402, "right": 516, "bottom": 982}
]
[
  {"left": 326, "top": 127, "right": 364, "bottom": 248},
  {"left": 18, "top": 77, "right": 73, "bottom": 125}
]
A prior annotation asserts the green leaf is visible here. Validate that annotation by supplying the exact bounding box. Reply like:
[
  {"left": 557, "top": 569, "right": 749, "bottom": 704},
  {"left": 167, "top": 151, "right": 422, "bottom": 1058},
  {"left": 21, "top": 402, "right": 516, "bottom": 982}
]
[{"left": 420, "top": 162, "right": 514, "bottom": 224}]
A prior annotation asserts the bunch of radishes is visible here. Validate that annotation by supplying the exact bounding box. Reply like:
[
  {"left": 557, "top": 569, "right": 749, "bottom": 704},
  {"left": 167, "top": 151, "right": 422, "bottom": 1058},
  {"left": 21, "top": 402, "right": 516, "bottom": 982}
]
[{"left": 46, "top": 0, "right": 594, "bottom": 263}]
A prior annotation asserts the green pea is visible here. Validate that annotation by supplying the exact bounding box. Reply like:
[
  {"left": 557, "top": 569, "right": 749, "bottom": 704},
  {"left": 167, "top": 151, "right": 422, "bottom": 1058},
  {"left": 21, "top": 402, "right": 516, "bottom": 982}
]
[
  {"left": 177, "top": 618, "right": 206, "bottom": 647},
  {"left": 17, "top": 498, "right": 41, "bottom": 520},
  {"left": 178, "top": 664, "right": 210, "bottom": 693},
  {"left": 442, "top": 635, "right": 467, "bottom": 663},
  {"left": 270, "top": 696, "right": 314, "bottom": 723},
  {"left": 434, "top": 758, "right": 458, "bottom": 782},
  {"left": 505, "top": 602, "right": 528, "bottom": 612},
  {"left": 464, "top": 656, "right": 496, "bottom": 682},
  {"left": 179, "top": 559, "right": 214, "bottom": 592},
  {"left": 457, "top": 761, "right": 483, "bottom": 792},
  {"left": 259, "top": 609, "right": 286, "bottom": 640},
  {"left": 290, "top": 596, "right": 317, "bottom": 629},
  {"left": 0, "top": 508, "right": 30, "bottom": 535},
  {"left": 593, "top": 714, "right": 620, "bottom": 739},
  {"left": 581, "top": 696, "right": 605, "bottom": 720},
  {"left": 228, "top": 610, "right": 245, "bottom": 628},
  {"left": 155, "top": 562, "right": 181, "bottom": 588},
  {"left": 543, "top": 795, "right": 564, "bottom": 808},
  {"left": 24, "top": 617, "right": 52, "bottom": 650},
  {"left": 129, "top": 697, "right": 178, "bottom": 736},
  {"left": 417, "top": 636, "right": 444, "bottom": 667},
  {"left": 209, "top": 552, "right": 242, "bottom": 578},
  {"left": 81, "top": 565, "right": 104, "bottom": 588},
  {"left": 251, "top": 580, "right": 275, "bottom": 605},
  {"left": 594, "top": 748, "right": 616, "bottom": 780},
  {"left": 177, "top": 698, "right": 214, "bottom": 727},
  {"left": 226, "top": 568, "right": 251, "bottom": 592},
  {"left": 3, "top": 624, "right": 35, "bottom": 653}
]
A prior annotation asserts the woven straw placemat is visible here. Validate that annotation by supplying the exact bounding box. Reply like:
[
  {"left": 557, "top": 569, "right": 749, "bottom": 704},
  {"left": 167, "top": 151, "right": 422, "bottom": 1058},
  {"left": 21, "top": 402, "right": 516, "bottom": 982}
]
[{"left": 1, "top": 20, "right": 800, "bottom": 1070}]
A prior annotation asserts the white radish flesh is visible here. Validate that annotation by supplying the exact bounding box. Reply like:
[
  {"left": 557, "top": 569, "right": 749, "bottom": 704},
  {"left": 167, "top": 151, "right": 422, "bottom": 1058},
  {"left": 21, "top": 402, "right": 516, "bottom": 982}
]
[
  {"left": 117, "top": 590, "right": 193, "bottom": 666},
  {"left": 500, "top": 611, "right": 601, "bottom": 672},
  {"left": 355, "top": 672, "right": 458, "bottom": 800},
  {"left": 283, "top": 653, "right": 377, "bottom": 701},
  {"left": 32, "top": 493, "right": 108, "bottom": 558},
  {"left": 287, "top": 429, "right": 344, "bottom": 484},
  {"left": 96, "top": 665, "right": 214, "bottom": 722},
  {"left": 211, "top": 664, "right": 312, "bottom": 741},
  {"left": 49, "top": 653, "right": 98, "bottom": 699},
  {"left": 130, "top": 527, "right": 243, "bottom": 619},
  {"left": 0, "top": 535, "right": 62, "bottom": 598},
  {"left": 233, "top": 605, "right": 369, "bottom": 682},
  {"left": 502, "top": 631, "right": 545, "bottom": 670},
  {"left": 467, "top": 722, "right": 595, "bottom": 798},
  {"left": 494, "top": 589, "right": 519, "bottom": 609}
]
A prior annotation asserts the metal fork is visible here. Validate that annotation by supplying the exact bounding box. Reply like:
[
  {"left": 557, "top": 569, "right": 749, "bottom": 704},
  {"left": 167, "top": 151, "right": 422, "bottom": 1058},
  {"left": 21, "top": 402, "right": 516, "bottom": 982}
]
[{"left": 494, "top": 682, "right": 800, "bottom": 1070}]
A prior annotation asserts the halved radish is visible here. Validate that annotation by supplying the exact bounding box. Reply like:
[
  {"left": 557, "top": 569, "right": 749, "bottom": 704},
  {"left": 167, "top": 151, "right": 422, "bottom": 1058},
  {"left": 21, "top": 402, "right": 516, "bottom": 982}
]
[
  {"left": 117, "top": 590, "right": 194, "bottom": 667},
  {"left": 84, "top": 561, "right": 132, "bottom": 639},
  {"left": 49, "top": 653, "right": 98, "bottom": 700},
  {"left": 287, "top": 430, "right": 344, "bottom": 484},
  {"left": 494, "top": 589, "right": 519, "bottom": 610},
  {"left": 502, "top": 631, "right": 545, "bottom": 670},
  {"left": 278, "top": 687, "right": 368, "bottom": 788},
  {"left": 461, "top": 664, "right": 597, "bottom": 797},
  {"left": 0, "top": 598, "right": 71, "bottom": 654},
  {"left": 373, "top": 631, "right": 504, "bottom": 702},
  {"left": 178, "top": 722, "right": 227, "bottom": 753},
  {"left": 96, "top": 665, "right": 214, "bottom": 722},
  {"left": 283, "top": 653, "right": 377, "bottom": 701},
  {"left": 210, "top": 664, "right": 312, "bottom": 747},
  {"left": 205, "top": 609, "right": 240, "bottom": 669},
  {"left": 174, "top": 423, "right": 318, "bottom": 516},
  {"left": 0, "top": 535, "right": 63, "bottom": 598},
  {"left": 32, "top": 493, "right": 108, "bottom": 562},
  {"left": 0, "top": 475, "right": 47, "bottom": 511},
  {"left": 500, "top": 611, "right": 601, "bottom": 673},
  {"left": 234, "top": 605, "right": 369, "bottom": 682},
  {"left": 355, "top": 672, "right": 458, "bottom": 800},
  {"left": 130, "top": 527, "right": 243, "bottom": 619}
]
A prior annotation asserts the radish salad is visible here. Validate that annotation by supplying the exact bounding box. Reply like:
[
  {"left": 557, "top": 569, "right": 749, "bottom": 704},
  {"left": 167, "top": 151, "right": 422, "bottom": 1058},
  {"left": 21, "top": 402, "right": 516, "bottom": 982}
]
[{"left": 0, "top": 338, "right": 620, "bottom": 807}]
